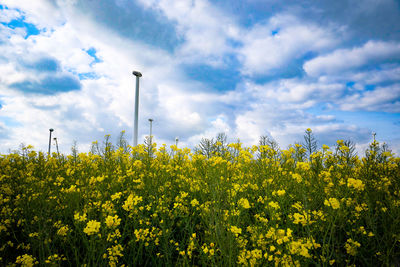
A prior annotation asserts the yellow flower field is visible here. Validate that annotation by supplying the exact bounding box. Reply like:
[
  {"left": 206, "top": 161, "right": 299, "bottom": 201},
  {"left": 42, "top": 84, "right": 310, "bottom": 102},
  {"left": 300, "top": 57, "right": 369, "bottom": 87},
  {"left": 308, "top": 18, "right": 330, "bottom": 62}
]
[{"left": 0, "top": 133, "right": 399, "bottom": 266}]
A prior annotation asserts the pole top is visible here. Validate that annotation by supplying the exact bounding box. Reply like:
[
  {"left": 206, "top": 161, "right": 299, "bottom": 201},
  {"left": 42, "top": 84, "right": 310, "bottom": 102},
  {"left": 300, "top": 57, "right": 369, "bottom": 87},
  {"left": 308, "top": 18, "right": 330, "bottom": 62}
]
[
  {"left": 149, "top": 118, "right": 153, "bottom": 122},
  {"left": 132, "top": 71, "right": 142, "bottom": 77},
  {"left": 49, "top": 128, "right": 54, "bottom": 132}
]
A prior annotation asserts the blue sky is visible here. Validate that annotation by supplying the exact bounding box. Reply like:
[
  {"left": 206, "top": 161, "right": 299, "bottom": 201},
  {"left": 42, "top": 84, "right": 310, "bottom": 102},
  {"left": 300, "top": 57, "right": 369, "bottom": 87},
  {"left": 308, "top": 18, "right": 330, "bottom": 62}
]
[{"left": 0, "top": 0, "right": 400, "bottom": 154}]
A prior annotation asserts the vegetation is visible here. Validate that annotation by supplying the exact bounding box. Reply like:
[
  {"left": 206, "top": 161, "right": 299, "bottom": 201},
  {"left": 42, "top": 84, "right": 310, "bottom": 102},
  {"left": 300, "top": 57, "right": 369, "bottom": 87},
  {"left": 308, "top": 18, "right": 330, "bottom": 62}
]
[{"left": 1, "top": 130, "right": 399, "bottom": 266}]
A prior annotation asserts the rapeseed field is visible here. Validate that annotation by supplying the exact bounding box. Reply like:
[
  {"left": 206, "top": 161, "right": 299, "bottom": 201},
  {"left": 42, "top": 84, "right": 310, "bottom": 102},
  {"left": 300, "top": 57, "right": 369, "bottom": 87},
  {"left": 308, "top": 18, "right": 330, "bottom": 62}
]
[{"left": 1, "top": 131, "right": 399, "bottom": 266}]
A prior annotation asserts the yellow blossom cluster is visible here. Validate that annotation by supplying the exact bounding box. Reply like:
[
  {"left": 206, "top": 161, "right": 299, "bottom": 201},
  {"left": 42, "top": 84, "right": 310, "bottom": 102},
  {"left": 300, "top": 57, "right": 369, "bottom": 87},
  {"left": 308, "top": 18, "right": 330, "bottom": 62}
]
[
  {"left": 0, "top": 135, "right": 399, "bottom": 266},
  {"left": 324, "top": 198, "right": 341, "bottom": 209},
  {"left": 347, "top": 178, "right": 365, "bottom": 191},
  {"left": 83, "top": 220, "right": 101, "bottom": 236},
  {"left": 105, "top": 215, "right": 121, "bottom": 229}
]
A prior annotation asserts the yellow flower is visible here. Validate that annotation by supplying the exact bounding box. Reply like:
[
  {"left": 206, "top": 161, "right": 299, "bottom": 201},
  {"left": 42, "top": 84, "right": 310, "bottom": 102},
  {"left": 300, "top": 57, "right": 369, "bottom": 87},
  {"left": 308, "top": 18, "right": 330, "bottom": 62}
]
[
  {"left": 111, "top": 192, "right": 123, "bottom": 201},
  {"left": 276, "top": 189, "right": 286, "bottom": 196},
  {"left": 292, "top": 173, "right": 303, "bottom": 183},
  {"left": 324, "top": 198, "right": 340, "bottom": 209},
  {"left": 238, "top": 198, "right": 251, "bottom": 209},
  {"left": 230, "top": 226, "right": 242, "bottom": 236},
  {"left": 345, "top": 238, "right": 361, "bottom": 256},
  {"left": 268, "top": 201, "right": 280, "bottom": 209},
  {"left": 84, "top": 220, "right": 101, "bottom": 235},
  {"left": 57, "top": 226, "right": 69, "bottom": 236},
  {"left": 15, "top": 254, "right": 37, "bottom": 267},
  {"left": 292, "top": 213, "right": 305, "bottom": 225},
  {"left": 74, "top": 212, "right": 87, "bottom": 222},
  {"left": 251, "top": 249, "right": 262, "bottom": 259},
  {"left": 107, "top": 244, "right": 124, "bottom": 266},
  {"left": 347, "top": 178, "right": 365, "bottom": 191},
  {"left": 45, "top": 254, "right": 66, "bottom": 265},
  {"left": 296, "top": 162, "right": 310, "bottom": 171},
  {"left": 105, "top": 215, "right": 121, "bottom": 229},
  {"left": 191, "top": 199, "right": 199, "bottom": 207},
  {"left": 123, "top": 194, "right": 143, "bottom": 211}
]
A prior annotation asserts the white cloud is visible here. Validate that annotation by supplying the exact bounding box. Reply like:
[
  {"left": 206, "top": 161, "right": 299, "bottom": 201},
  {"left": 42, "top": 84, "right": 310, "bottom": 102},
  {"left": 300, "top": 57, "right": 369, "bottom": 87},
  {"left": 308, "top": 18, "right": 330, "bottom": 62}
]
[
  {"left": 23, "top": 23, "right": 93, "bottom": 74},
  {"left": 314, "top": 63, "right": 400, "bottom": 87},
  {"left": 137, "top": 0, "right": 239, "bottom": 66},
  {"left": 350, "top": 65, "right": 400, "bottom": 84},
  {"left": 339, "top": 83, "right": 400, "bottom": 112},
  {"left": 304, "top": 41, "right": 400, "bottom": 77},
  {"left": 156, "top": 84, "right": 206, "bottom": 131},
  {"left": 186, "top": 114, "right": 232, "bottom": 146},
  {"left": 239, "top": 14, "right": 338, "bottom": 76},
  {"left": 238, "top": 79, "right": 345, "bottom": 108},
  {"left": 0, "top": 7, "right": 22, "bottom": 23},
  {"left": 225, "top": 101, "right": 371, "bottom": 150},
  {"left": 1, "top": 0, "right": 399, "bottom": 157},
  {"left": 1, "top": 0, "right": 64, "bottom": 29},
  {"left": 270, "top": 79, "right": 344, "bottom": 103},
  {"left": 233, "top": 114, "right": 263, "bottom": 145},
  {"left": 0, "top": 1, "right": 232, "bottom": 153}
]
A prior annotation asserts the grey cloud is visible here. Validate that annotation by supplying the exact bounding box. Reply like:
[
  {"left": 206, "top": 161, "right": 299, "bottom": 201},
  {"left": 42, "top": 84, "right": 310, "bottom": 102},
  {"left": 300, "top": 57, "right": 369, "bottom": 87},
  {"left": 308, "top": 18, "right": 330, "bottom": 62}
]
[
  {"left": 20, "top": 56, "right": 60, "bottom": 72},
  {"left": 10, "top": 74, "right": 81, "bottom": 95},
  {"left": 0, "top": 124, "right": 9, "bottom": 140},
  {"left": 303, "top": 41, "right": 400, "bottom": 77},
  {"left": 217, "top": 0, "right": 400, "bottom": 42},
  {"left": 66, "top": 0, "right": 181, "bottom": 52},
  {"left": 309, "top": 0, "right": 400, "bottom": 43}
]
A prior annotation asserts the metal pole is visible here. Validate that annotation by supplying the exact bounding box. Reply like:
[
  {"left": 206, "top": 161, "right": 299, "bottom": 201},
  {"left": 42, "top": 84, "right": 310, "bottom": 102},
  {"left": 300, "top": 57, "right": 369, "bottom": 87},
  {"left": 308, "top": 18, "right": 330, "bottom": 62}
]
[
  {"left": 149, "top": 118, "right": 153, "bottom": 141},
  {"left": 132, "top": 71, "right": 142, "bottom": 147},
  {"left": 149, "top": 118, "right": 153, "bottom": 157},
  {"left": 175, "top": 137, "right": 179, "bottom": 147},
  {"left": 48, "top": 128, "right": 54, "bottom": 156},
  {"left": 54, "top": 137, "right": 60, "bottom": 156}
]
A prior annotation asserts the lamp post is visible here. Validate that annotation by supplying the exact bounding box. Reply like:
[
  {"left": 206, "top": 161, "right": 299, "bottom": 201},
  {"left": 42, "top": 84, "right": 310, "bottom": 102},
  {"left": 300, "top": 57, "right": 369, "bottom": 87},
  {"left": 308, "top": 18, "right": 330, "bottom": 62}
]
[
  {"left": 149, "top": 118, "right": 153, "bottom": 157},
  {"left": 132, "top": 70, "right": 142, "bottom": 147},
  {"left": 53, "top": 137, "right": 60, "bottom": 157},
  {"left": 175, "top": 137, "right": 179, "bottom": 147},
  {"left": 149, "top": 118, "right": 153, "bottom": 142},
  {"left": 48, "top": 128, "right": 54, "bottom": 156}
]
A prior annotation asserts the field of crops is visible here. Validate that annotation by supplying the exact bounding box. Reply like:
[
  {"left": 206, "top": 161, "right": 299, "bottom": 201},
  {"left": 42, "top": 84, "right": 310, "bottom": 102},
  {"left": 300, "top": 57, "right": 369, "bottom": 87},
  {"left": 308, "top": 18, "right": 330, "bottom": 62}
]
[{"left": 1, "top": 131, "right": 399, "bottom": 266}]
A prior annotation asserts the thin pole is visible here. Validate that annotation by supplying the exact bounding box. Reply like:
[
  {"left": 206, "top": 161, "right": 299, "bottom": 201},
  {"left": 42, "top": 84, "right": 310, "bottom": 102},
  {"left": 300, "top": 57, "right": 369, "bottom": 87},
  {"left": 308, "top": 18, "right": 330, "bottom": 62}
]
[
  {"left": 48, "top": 128, "right": 54, "bottom": 156},
  {"left": 149, "top": 118, "right": 153, "bottom": 157},
  {"left": 54, "top": 137, "right": 60, "bottom": 156},
  {"left": 132, "top": 71, "right": 142, "bottom": 147},
  {"left": 149, "top": 119, "right": 153, "bottom": 141}
]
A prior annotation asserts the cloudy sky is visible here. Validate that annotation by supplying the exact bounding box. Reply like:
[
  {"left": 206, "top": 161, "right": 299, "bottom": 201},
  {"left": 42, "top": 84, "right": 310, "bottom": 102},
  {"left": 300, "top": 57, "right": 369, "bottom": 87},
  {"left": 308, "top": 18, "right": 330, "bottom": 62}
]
[{"left": 1, "top": 0, "right": 400, "bottom": 154}]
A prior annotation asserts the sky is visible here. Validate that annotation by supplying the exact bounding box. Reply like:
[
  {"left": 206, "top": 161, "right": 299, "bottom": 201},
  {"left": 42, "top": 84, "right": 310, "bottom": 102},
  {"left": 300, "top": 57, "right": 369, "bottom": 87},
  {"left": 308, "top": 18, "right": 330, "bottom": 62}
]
[{"left": 0, "top": 0, "right": 400, "bottom": 154}]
